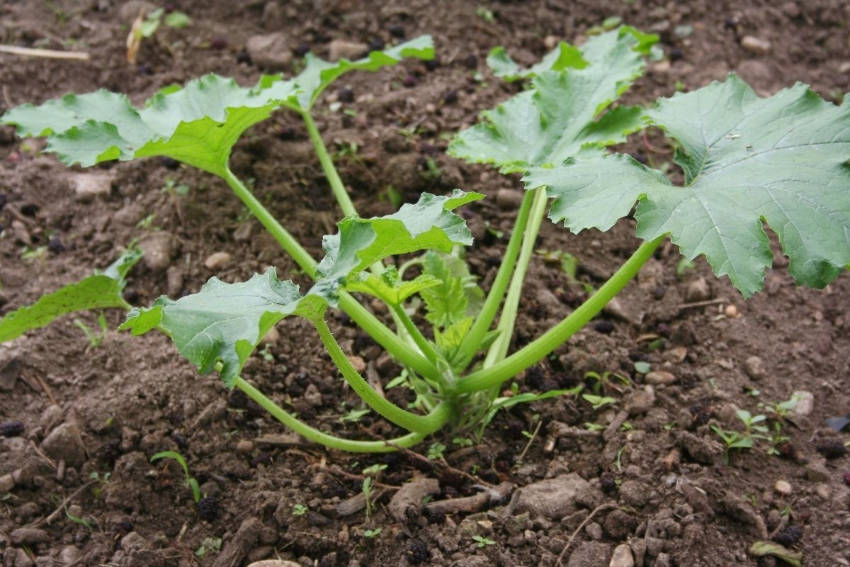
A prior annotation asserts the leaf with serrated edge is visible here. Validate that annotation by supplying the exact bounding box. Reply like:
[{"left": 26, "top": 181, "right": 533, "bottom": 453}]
[
  {"left": 315, "top": 189, "right": 484, "bottom": 300},
  {"left": 1, "top": 75, "right": 298, "bottom": 175},
  {"left": 121, "top": 268, "right": 325, "bottom": 387},
  {"left": 450, "top": 27, "right": 655, "bottom": 173},
  {"left": 284, "top": 36, "right": 434, "bottom": 111},
  {"left": 0, "top": 247, "right": 142, "bottom": 342},
  {"left": 526, "top": 75, "right": 850, "bottom": 297}
]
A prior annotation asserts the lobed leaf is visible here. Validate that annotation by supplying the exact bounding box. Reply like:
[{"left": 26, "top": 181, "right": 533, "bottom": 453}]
[
  {"left": 527, "top": 75, "right": 850, "bottom": 296},
  {"left": 315, "top": 190, "right": 484, "bottom": 300},
  {"left": 122, "top": 268, "right": 325, "bottom": 387},
  {"left": 1, "top": 75, "right": 298, "bottom": 175},
  {"left": 1, "top": 37, "right": 431, "bottom": 175},
  {"left": 345, "top": 270, "right": 441, "bottom": 306},
  {"left": 0, "top": 247, "right": 142, "bottom": 343},
  {"left": 271, "top": 35, "right": 434, "bottom": 111},
  {"left": 450, "top": 27, "right": 656, "bottom": 173}
]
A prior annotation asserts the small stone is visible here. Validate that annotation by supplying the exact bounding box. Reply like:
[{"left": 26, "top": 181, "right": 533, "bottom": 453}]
[
  {"left": 804, "top": 458, "right": 831, "bottom": 482},
  {"left": 584, "top": 521, "right": 603, "bottom": 540},
  {"left": 233, "top": 222, "right": 255, "bottom": 242},
  {"left": 743, "top": 355, "right": 765, "bottom": 380},
  {"left": 654, "top": 552, "right": 672, "bottom": 567},
  {"left": 781, "top": 1, "right": 800, "bottom": 18},
  {"left": 113, "top": 202, "right": 143, "bottom": 226},
  {"left": 609, "top": 544, "right": 634, "bottom": 567},
  {"left": 166, "top": 266, "right": 184, "bottom": 297},
  {"left": 204, "top": 251, "right": 232, "bottom": 270},
  {"left": 119, "top": 1, "right": 156, "bottom": 21},
  {"left": 724, "top": 304, "right": 739, "bottom": 318},
  {"left": 684, "top": 277, "right": 711, "bottom": 302},
  {"left": 236, "top": 440, "right": 254, "bottom": 453},
  {"left": 303, "top": 384, "right": 322, "bottom": 407},
  {"left": 567, "top": 541, "right": 612, "bottom": 567},
  {"left": 10, "top": 527, "right": 50, "bottom": 544},
  {"left": 72, "top": 172, "right": 113, "bottom": 201},
  {"left": 347, "top": 355, "right": 366, "bottom": 374},
  {"left": 839, "top": 62, "right": 850, "bottom": 74},
  {"left": 0, "top": 357, "right": 22, "bottom": 391},
  {"left": 543, "top": 35, "right": 559, "bottom": 50},
  {"left": 677, "top": 431, "right": 722, "bottom": 465},
  {"left": 246, "top": 33, "right": 293, "bottom": 70},
  {"left": 10, "top": 548, "right": 34, "bottom": 567},
  {"left": 774, "top": 480, "right": 792, "bottom": 496},
  {"left": 651, "top": 60, "right": 671, "bottom": 74},
  {"left": 328, "top": 39, "right": 368, "bottom": 60},
  {"left": 496, "top": 188, "right": 523, "bottom": 210},
  {"left": 737, "top": 60, "right": 772, "bottom": 87},
  {"left": 41, "top": 422, "right": 86, "bottom": 467},
  {"left": 58, "top": 545, "right": 82, "bottom": 565},
  {"left": 814, "top": 483, "right": 830, "bottom": 500},
  {"left": 40, "top": 404, "right": 64, "bottom": 431},
  {"left": 618, "top": 480, "right": 649, "bottom": 508},
  {"left": 139, "top": 231, "right": 174, "bottom": 272},
  {"left": 741, "top": 36, "right": 772, "bottom": 55},
  {"left": 645, "top": 371, "right": 676, "bottom": 386},
  {"left": 514, "top": 473, "right": 598, "bottom": 520},
  {"left": 624, "top": 386, "right": 655, "bottom": 416},
  {"left": 791, "top": 390, "right": 813, "bottom": 417}
]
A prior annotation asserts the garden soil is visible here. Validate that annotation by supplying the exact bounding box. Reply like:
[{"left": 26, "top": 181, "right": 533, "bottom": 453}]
[{"left": 1, "top": 1, "right": 850, "bottom": 566}]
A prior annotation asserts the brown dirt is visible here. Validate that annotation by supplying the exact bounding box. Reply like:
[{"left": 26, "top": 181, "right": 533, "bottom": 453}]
[{"left": 1, "top": 1, "right": 850, "bottom": 566}]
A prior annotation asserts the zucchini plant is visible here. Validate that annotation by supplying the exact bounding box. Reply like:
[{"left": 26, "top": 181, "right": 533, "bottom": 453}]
[{"left": 1, "top": 29, "right": 848, "bottom": 452}]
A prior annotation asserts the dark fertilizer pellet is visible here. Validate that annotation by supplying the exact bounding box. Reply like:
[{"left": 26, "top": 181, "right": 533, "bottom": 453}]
[{"left": 0, "top": 420, "right": 24, "bottom": 437}]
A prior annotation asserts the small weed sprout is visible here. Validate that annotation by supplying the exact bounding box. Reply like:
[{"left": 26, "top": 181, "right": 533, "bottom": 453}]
[
  {"left": 292, "top": 503, "right": 308, "bottom": 516},
  {"left": 150, "top": 450, "right": 201, "bottom": 504}
]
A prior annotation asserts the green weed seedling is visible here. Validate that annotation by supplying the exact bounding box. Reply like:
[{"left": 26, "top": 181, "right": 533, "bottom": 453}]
[
  {"left": 2, "top": 27, "right": 849, "bottom": 453},
  {"left": 150, "top": 450, "right": 201, "bottom": 503}
]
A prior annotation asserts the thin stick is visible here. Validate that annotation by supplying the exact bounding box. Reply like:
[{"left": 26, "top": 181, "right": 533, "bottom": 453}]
[
  {"left": 555, "top": 503, "right": 615, "bottom": 565},
  {"left": 0, "top": 45, "right": 90, "bottom": 61},
  {"left": 29, "top": 480, "right": 98, "bottom": 528},
  {"left": 677, "top": 297, "right": 728, "bottom": 311},
  {"left": 385, "top": 442, "right": 494, "bottom": 488}
]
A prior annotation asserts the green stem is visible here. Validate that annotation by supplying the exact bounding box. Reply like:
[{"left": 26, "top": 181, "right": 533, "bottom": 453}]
[
  {"left": 456, "top": 234, "right": 665, "bottom": 393},
  {"left": 455, "top": 189, "right": 535, "bottom": 370},
  {"left": 302, "top": 111, "right": 357, "bottom": 218},
  {"left": 483, "top": 186, "right": 548, "bottom": 368},
  {"left": 338, "top": 292, "right": 440, "bottom": 380},
  {"left": 220, "top": 168, "right": 439, "bottom": 380},
  {"left": 235, "top": 377, "right": 449, "bottom": 452},
  {"left": 389, "top": 304, "right": 440, "bottom": 364},
  {"left": 314, "top": 319, "right": 441, "bottom": 433}
]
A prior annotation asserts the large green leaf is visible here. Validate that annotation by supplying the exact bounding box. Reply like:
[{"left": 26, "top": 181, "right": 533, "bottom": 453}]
[
  {"left": 2, "top": 37, "right": 433, "bottom": 175},
  {"left": 0, "top": 247, "right": 142, "bottom": 342},
  {"left": 315, "top": 190, "right": 484, "bottom": 299},
  {"left": 1, "top": 75, "right": 299, "bottom": 175},
  {"left": 450, "top": 27, "right": 656, "bottom": 173},
  {"left": 260, "top": 36, "right": 434, "bottom": 112},
  {"left": 486, "top": 26, "right": 656, "bottom": 83},
  {"left": 122, "top": 268, "right": 325, "bottom": 387},
  {"left": 526, "top": 75, "right": 850, "bottom": 296}
]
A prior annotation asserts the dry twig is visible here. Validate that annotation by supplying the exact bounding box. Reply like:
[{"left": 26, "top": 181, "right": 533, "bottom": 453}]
[{"left": 0, "top": 45, "right": 90, "bottom": 61}]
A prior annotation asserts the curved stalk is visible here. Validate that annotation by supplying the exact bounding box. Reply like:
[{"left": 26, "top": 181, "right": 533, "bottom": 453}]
[
  {"left": 314, "top": 319, "right": 440, "bottom": 433},
  {"left": 454, "top": 189, "right": 535, "bottom": 370},
  {"left": 220, "top": 168, "right": 439, "bottom": 380},
  {"left": 302, "top": 111, "right": 357, "bottom": 218},
  {"left": 482, "top": 186, "right": 548, "bottom": 368},
  {"left": 235, "top": 377, "right": 450, "bottom": 452},
  {"left": 389, "top": 304, "right": 440, "bottom": 364},
  {"left": 456, "top": 234, "right": 666, "bottom": 393}
]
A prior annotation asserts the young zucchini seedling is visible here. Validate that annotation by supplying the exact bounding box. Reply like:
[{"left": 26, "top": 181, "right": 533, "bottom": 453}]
[{"left": 2, "top": 28, "right": 848, "bottom": 453}]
